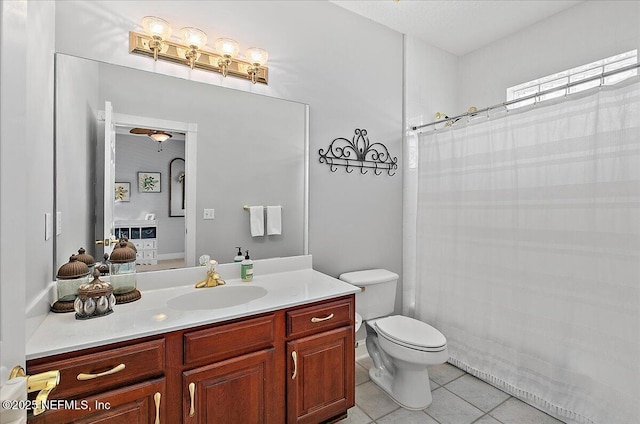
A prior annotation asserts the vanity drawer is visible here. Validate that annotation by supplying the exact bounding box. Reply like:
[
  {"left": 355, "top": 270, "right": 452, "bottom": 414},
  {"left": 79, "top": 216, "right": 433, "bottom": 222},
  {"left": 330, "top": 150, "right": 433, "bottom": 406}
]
[
  {"left": 287, "top": 297, "right": 353, "bottom": 338},
  {"left": 184, "top": 314, "right": 275, "bottom": 366},
  {"left": 27, "top": 339, "right": 164, "bottom": 400}
]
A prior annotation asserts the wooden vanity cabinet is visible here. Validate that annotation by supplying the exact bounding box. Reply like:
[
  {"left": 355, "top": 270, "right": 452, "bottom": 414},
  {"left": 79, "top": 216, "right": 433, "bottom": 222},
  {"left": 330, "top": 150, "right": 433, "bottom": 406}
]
[
  {"left": 27, "top": 339, "right": 166, "bottom": 424},
  {"left": 180, "top": 313, "right": 284, "bottom": 424},
  {"left": 286, "top": 298, "right": 355, "bottom": 424},
  {"left": 26, "top": 294, "right": 355, "bottom": 424}
]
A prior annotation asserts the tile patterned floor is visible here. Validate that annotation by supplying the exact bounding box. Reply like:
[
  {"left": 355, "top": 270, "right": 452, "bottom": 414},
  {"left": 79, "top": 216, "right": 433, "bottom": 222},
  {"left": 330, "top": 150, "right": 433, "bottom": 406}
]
[{"left": 339, "top": 355, "right": 565, "bottom": 424}]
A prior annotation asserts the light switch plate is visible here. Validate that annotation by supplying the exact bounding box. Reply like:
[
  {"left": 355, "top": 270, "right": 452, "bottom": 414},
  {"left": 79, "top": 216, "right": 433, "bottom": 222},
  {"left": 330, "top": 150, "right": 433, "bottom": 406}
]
[
  {"left": 203, "top": 209, "right": 215, "bottom": 220},
  {"left": 45, "top": 213, "right": 52, "bottom": 240},
  {"left": 56, "top": 211, "right": 62, "bottom": 235}
]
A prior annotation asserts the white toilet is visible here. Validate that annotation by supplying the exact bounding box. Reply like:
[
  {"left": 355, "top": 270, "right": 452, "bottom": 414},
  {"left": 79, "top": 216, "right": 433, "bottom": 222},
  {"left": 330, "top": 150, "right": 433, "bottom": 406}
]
[{"left": 339, "top": 269, "right": 448, "bottom": 410}]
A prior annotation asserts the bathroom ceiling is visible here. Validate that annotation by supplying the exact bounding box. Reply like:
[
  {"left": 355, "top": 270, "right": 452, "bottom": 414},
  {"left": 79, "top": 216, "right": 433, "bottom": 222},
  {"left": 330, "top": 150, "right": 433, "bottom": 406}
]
[{"left": 330, "top": 0, "right": 583, "bottom": 56}]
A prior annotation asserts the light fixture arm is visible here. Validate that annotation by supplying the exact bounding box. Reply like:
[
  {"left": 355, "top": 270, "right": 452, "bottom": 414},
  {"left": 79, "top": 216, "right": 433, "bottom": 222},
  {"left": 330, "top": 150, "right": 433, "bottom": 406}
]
[
  {"left": 185, "top": 45, "right": 200, "bottom": 69},
  {"left": 218, "top": 55, "right": 232, "bottom": 77},
  {"left": 149, "top": 35, "right": 163, "bottom": 61},
  {"left": 247, "top": 64, "right": 259, "bottom": 84}
]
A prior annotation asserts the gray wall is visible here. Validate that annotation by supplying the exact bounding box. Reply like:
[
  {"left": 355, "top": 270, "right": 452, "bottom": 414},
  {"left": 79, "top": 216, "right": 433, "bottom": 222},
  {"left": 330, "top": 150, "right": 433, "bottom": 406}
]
[
  {"left": 55, "top": 55, "right": 99, "bottom": 268},
  {"left": 115, "top": 134, "right": 185, "bottom": 257},
  {"left": 54, "top": 0, "right": 404, "bottom": 285},
  {"left": 96, "top": 62, "right": 306, "bottom": 263}
]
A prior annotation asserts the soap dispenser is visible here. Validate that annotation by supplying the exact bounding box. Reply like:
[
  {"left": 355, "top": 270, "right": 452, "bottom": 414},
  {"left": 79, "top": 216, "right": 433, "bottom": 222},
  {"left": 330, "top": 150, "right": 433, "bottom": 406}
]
[
  {"left": 241, "top": 250, "right": 253, "bottom": 282},
  {"left": 234, "top": 247, "right": 244, "bottom": 262}
]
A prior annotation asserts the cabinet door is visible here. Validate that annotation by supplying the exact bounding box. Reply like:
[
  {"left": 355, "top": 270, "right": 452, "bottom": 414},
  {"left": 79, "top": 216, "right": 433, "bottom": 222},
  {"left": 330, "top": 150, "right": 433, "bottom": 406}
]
[
  {"left": 287, "top": 326, "right": 354, "bottom": 424},
  {"left": 183, "top": 348, "right": 281, "bottom": 424},
  {"left": 28, "top": 378, "right": 165, "bottom": 424}
]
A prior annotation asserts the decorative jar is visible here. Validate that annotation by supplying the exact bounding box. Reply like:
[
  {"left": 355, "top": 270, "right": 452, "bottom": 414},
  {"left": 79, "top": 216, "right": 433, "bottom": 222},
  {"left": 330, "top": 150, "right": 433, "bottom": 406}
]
[
  {"left": 51, "top": 255, "right": 90, "bottom": 313},
  {"left": 74, "top": 269, "right": 115, "bottom": 320},
  {"left": 109, "top": 241, "right": 141, "bottom": 303},
  {"left": 75, "top": 247, "right": 96, "bottom": 276}
]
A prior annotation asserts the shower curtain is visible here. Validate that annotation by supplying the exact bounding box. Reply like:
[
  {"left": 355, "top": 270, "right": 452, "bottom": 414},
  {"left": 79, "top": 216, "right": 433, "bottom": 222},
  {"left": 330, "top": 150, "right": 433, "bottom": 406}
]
[{"left": 410, "top": 79, "right": 640, "bottom": 424}]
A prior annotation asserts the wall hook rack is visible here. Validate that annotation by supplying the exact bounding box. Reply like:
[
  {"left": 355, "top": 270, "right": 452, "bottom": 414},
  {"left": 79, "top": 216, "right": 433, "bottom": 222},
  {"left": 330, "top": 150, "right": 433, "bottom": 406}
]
[{"left": 319, "top": 129, "right": 398, "bottom": 176}]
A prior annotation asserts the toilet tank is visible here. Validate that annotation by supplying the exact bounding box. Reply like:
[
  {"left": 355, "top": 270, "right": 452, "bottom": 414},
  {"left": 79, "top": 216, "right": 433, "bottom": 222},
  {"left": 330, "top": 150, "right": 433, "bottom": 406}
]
[{"left": 339, "top": 269, "right": 399, "bottom": 320}]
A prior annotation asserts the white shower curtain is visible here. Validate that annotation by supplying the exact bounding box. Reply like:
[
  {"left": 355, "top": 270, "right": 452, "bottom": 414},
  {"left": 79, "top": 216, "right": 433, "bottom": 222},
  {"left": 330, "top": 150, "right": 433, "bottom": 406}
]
[{"left": 410, "top": 79, "right": 640, "bottom": 424}]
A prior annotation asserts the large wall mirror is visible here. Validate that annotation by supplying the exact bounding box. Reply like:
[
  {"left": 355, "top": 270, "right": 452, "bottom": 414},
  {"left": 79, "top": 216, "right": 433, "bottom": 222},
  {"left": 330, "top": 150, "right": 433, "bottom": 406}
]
[{"left": 55, "top": 53, "right": 308, "bottom": 275}]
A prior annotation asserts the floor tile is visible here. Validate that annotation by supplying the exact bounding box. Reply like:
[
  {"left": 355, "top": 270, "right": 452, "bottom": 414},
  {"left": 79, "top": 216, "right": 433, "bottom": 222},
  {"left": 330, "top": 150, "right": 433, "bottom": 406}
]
[
  {"left": 355, "top": 362, "right": 370, "bottom": 386},
  {"left": 472, "top": 415, "right": 503, "bottom": 424},
  {"left": 355, "top": 381, "right": 399, "bottom": 420},
  {"left": 490, "top": 398, "right": 565, "bottom": 424},
  {"left": 428, "top": 362, "right": 466, "bottom": 386},
  {"left": 336, "top": 406, "right": 372, "bottom": 424},
  {"left": 425, "top": 387, "right": 484, "bottom": 424},
  {"left": 376, "top": 408, "right": 440, "bottom": 424},
  {"left": 429, "top": 378, "right": 439, "bottom": 391},
  {"left": 357, "top": 356, "right": 374, "bottom": 371},
  {"left": 445, "top": 374, "right": 510, "bottom": 412}
]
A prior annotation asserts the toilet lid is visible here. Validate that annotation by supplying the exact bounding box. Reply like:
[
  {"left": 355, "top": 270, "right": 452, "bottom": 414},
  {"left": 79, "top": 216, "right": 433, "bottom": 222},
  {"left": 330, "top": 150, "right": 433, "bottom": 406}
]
[{"left": 375, "top": 316, "right": 446, "bottom": 351}]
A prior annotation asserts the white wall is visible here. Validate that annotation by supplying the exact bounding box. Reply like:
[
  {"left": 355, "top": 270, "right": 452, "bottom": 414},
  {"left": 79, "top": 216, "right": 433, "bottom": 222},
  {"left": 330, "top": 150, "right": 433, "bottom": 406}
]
[
  {"left": 54, "top": 1, "right": 404, "bottom": 283},
  {"left": 1, "top": 0, "right": 55, "bottom": 372},
  {"left": 403, "top": 36, "right": 459, "bottom": 314},
  {"left": 458, "top": 1, "right": 640, "bottom": 109}
]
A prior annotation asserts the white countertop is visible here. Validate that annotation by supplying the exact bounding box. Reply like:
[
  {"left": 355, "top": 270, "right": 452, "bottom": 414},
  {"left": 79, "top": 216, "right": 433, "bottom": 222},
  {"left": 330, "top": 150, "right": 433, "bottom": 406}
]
[{"left": 26, "top": 255, "right": 359, "bottom": 360}]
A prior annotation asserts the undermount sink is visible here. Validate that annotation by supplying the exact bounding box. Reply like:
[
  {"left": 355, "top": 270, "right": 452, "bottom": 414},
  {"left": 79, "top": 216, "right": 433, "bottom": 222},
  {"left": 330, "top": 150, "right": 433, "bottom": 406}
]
[{"left": 167, "top": 285, "right": 268, "bottom": 311}]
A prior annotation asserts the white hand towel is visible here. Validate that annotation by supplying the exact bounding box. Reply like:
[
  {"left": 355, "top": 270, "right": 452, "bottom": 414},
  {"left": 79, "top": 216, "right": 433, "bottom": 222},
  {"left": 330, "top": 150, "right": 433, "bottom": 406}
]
[
  {"left": 249, "top": 206, "right": 264, "bottom": 237},
  {"left": 266, "top": 205, "right": 282, "bottom": 235}
]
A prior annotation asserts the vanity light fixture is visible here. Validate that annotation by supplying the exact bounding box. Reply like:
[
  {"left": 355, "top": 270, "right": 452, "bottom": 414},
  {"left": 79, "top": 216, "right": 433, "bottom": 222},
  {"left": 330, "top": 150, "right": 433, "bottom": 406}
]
[
  {"left": 130, "top": 19, "right": 269, "bottom": 84},
  {"left": 141, "top": 16, "right": 172, "bottom": 61}
]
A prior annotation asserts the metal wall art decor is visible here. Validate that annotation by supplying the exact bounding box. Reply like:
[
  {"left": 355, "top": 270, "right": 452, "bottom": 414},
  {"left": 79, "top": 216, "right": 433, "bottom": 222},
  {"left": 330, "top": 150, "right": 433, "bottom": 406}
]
[{"left": 319, "top": 128, "right": 398, "bottom": 176}]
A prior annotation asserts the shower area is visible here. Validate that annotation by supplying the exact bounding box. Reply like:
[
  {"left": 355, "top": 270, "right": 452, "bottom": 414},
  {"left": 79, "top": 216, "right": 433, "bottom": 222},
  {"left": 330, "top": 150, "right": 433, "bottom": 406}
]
[{"left": 404, "top": 69, "right": 639, "bottom": 424}]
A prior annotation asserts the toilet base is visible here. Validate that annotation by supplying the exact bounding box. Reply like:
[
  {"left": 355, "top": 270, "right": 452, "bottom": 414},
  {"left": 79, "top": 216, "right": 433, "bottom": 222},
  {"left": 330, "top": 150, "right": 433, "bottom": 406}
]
[{"left": 368, "top": 365, "right": 433, "bottom": 410}]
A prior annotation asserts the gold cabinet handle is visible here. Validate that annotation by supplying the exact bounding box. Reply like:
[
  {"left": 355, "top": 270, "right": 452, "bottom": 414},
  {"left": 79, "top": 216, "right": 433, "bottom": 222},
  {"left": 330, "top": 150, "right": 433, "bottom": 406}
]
[
  {"left": 291, "top": 351, "right": 298, "bottom": 380},
  {"left": 311, "top": 313, "right": 334, "bottom": 323},
  {"left": 77, "top": 363, "right": 125, "bottom": 381},
  {"left": 154, "top": 392, "right": 161, "bottom": 424},
  {"left": 188, "top": 382, "right": 196, "bottom": 417}
]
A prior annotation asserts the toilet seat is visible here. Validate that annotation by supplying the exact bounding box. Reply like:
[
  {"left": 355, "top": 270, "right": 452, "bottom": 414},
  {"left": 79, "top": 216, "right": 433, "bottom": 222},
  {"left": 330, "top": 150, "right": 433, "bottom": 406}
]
[{"left": 375, "top": 315, "right": 447, "bottom": 352}]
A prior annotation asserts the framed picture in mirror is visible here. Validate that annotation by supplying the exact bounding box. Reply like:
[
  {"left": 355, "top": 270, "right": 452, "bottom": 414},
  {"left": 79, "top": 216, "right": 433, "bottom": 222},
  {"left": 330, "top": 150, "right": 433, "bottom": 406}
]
[
  {"left": 115, "top": 182, "right": 130, "bottom": 202},
  {"left": 138, "top": 172, "right": 161, "bottom": 193}
]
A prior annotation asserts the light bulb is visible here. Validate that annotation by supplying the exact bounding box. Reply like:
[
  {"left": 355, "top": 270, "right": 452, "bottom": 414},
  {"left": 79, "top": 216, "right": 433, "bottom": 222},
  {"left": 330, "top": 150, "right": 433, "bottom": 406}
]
[
  {"left": 142, "top": 16, "right": 172, "bottom": 40},
  {"left": 214, "top": 38, "right": 240, "bottom": 58},
  {"left": 245, "top": 47, "right": 269, "bottom": 66},
  {"left": 180, "top": 27, "right": 207, "bottom": 49}
]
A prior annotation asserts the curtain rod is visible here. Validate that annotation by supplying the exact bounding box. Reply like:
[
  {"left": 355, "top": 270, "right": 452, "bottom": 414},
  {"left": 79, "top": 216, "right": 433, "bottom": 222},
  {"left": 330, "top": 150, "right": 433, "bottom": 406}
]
[{"left": 410, "top": 62, "right": 640, "bottom": 132}]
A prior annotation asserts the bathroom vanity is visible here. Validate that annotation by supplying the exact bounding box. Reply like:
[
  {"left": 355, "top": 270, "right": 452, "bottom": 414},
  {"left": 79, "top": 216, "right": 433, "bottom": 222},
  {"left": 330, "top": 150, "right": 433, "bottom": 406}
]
[{"left": 25, "top": 256, "right": 358, "bottom": 423}]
